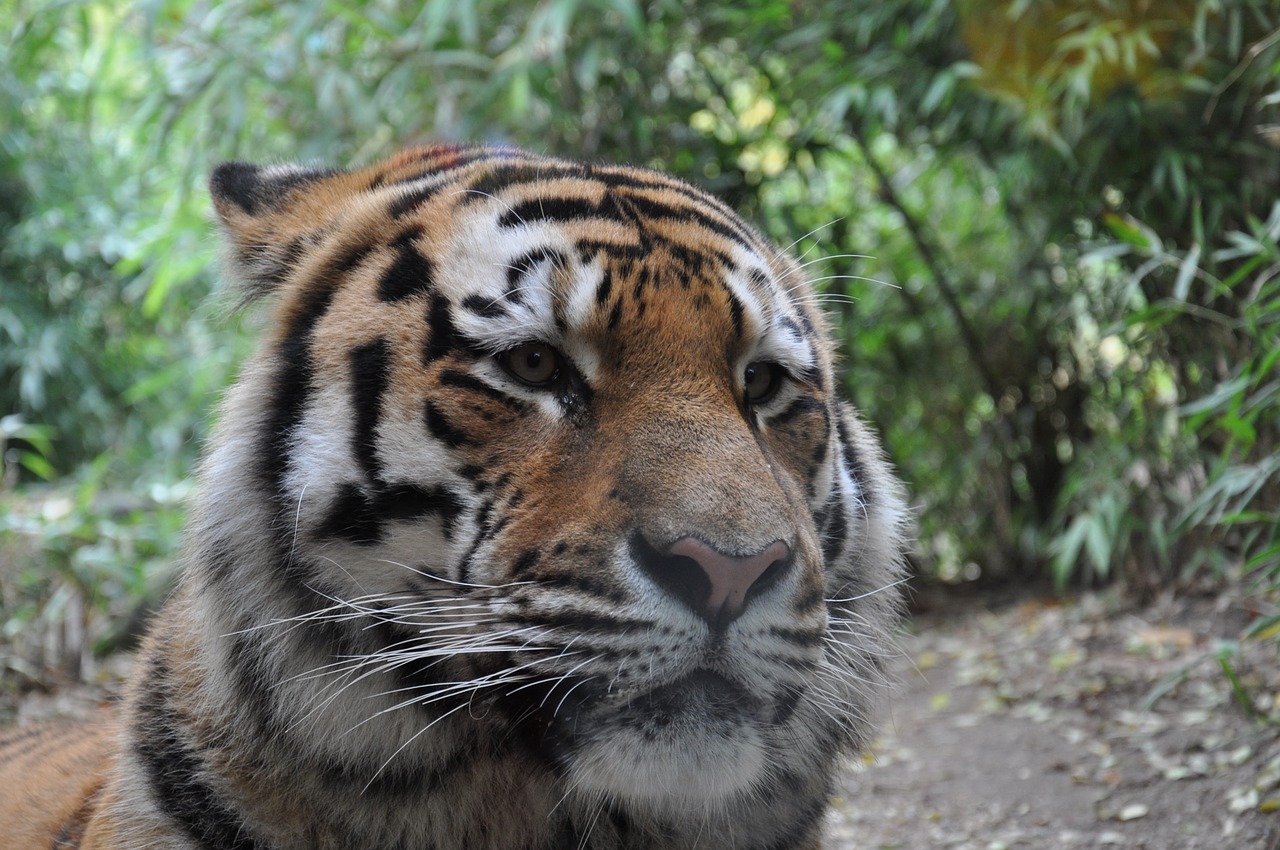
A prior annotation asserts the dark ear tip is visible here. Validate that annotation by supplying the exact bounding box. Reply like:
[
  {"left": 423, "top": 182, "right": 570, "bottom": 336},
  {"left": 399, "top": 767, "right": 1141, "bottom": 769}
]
[
  {"left": 209, "top": 161, "right": 340, "bottom": 217},
  {"left": 210, "top": 162, "right": 265, "bottom": 214}
]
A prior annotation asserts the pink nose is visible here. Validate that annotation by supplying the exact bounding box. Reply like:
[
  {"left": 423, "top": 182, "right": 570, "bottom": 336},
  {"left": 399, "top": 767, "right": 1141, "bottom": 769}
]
[{"left": 656, "top": 537, "right": 792, "bottom": 629}]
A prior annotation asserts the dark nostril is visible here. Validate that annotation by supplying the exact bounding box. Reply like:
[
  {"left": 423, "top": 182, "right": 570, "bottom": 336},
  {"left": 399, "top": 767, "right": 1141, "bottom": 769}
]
[{"left": 631, "top": 534, "right": 792, "bottom": 629}]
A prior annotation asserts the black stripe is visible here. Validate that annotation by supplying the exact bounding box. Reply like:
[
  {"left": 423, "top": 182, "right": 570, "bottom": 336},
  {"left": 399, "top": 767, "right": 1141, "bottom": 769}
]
[
  {"left": 378, "top": 229, "right": 435, "bottom": 302},
  {"left": 835, "top": 415, "right": 870, "bottom": 505},
  {"left": 632, "top": 271, "right": 646, "bottom": 302},
  {"left": 505, "top": 487, "right": 525, "bottom": 512},
  {"left": 316, "top": 481, "right": 467, "bottom": 546},
  {"left": 512, "top": 548, "right": 541, "bottom": 577},
  {"left": 769, "top": 395, "right": 824, "bottom": 427},
  {"left": 476, "top": 160, "right": 760, "bottom": 245},
  {"left": 380, "top": 483, "right": 465, "bottom": 540},
  {"left": 576, "top": 238, "right": 643, "bottom": 262},
  {"left": 507, "top": 609, "right": 654, "bottom": 634},
  {"left": 616, "top": 191, "right": 754, "bottom": 247},
  {"left": 423, "top": 295, "right": 458, "bottom": 363},
  {"left": 423, "top": 400, "right": 474, "bottom": 448},
  {"left": 223, "top": 628, "right": 280, "bottom": 737},
  {"left": 797, "top": 308, "right": 816, "bottom": 334},
  {"left": 460, "top": 294, "right": 508, "bottom": 318},
  {"left": 768, "top": 625, "right": 824, "bottom": 648},
  {"left": 462, "top": 163, "right": 589, "bottom": 203},
  {"left": 457, "top": 463, "right": 485, "bottom": 482},
  {"left": 317, "top": 482, "right": 386, "bottom": 546},
  {"left": 387, "top": 149, "right": 495, "bottom": 190},
  {"left": 455, "top": 156, "right": 760, "bottom": 250},
  {"left": 234, "top": 560, "right": 458, "bottom": 710},
  {"left": 726, "top": 287, "right": 745, "bottom": 339},
  {"left": 350, "top": 338, "right": 391, "bottom": 483},
  {"left": 505, "top": 248, "right": 568, "bottom": 301},
  {"left": 793, "top": 573, "right": 824, "bottom": 614},
  {"left": 258, "top": 266, "right": 342, "bottom": 502},
  {"left": 593, "top": 167, "right": 748, "bottom": 226},
  {"left": 594, "top": 268, "right": 614, "bottom": 304},
  {"left": 388, "top": 183, "right": 442, "bottom": 219},
  {"left": 134, "top": 655, "right": 266, "bottom": 850},
  {"left": 498, "top": 195, "right": 602, "bottom": 229},
  {"left": 536, "top": 571, "right": 628, "bottom": 604},
  {"left": 0, "top": 724, "right": 78, "bottom": 769},
  {"left": 201, "top": 539, "right": 238, "bottom": 585},
  {"left": 820, "top": 491, "right": 848, "bottom": 565},
  {"left": 748, "top": 267, "right": 771, "bottom": 292},
  {"left": 665, "top": 241, "right": 735, "bottom": 279},
  {"left": 456, "top": 499, "right": 494, "bottom": 585},
  {"left": 52, "top": 776, "right": 101, "bottom": 849},
  {"left": 438, "top": 369, "right": 529, "bottom": 410},
  {"left": 331, "top": 241, "right": 376, "bottom": 277}
]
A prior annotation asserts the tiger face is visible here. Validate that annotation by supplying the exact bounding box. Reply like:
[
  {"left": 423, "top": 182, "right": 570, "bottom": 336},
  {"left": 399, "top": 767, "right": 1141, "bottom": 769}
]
[{"left": 181, "top": 145, "right": 907, "bottom": 846}]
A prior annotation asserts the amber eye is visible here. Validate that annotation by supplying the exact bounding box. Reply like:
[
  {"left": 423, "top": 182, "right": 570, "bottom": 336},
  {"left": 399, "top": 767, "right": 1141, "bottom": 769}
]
[
  {"left": 499, "top": 342, "right": 561, "bottom": 387},
  {"left": 743, "top": 361, "right": 783, "bottom": 405}
]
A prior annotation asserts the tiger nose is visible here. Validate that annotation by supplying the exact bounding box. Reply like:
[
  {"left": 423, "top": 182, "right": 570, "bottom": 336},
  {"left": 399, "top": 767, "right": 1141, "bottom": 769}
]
[{"left": 640, "top": 536, "right": 793, "bottom": 629}]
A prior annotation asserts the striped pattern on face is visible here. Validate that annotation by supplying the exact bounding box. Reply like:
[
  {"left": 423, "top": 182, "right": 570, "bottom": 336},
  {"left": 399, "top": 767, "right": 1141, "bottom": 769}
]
[{"left": 153, "top": 143, "right": 912, "bottom": 848}]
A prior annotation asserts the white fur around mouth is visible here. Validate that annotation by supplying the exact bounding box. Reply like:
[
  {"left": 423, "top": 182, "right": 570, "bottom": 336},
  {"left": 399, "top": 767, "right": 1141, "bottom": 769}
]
[{"left": 564, "top": 672, "right": 769, "bottom": 811}]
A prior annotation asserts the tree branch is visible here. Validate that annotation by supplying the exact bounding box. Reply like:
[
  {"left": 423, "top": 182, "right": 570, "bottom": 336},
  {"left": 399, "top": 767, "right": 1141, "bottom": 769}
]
[{"left": 849, "top": 125, "right": 1006, "bottom": 402}]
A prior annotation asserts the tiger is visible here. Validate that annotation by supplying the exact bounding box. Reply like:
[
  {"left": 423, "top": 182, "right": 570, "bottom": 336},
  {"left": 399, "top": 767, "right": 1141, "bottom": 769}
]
[{"left": 0, "top": 144, "right": 909, "bottom": 849}]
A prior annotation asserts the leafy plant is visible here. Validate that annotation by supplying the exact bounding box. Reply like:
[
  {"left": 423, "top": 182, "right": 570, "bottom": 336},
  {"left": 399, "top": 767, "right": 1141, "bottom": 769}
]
[{"left": 2, "top": 0, "right": 1279, "bottom": 692}]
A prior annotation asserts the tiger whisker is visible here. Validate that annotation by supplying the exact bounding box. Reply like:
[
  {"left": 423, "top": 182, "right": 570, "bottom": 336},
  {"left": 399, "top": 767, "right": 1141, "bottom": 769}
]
[
  {"left": 825, "top": 575, "right": 911, "bottom": 604},
  {"left": 360, "top": 700, "right": 474, "bottom": 795},
  {"left": 801, "top": 273, "right": 899, "bottom": 290},
  {"left": 795, "top": 252, "right": 875, "bottom": 270},
  {"left": 777, "top": 218, "right": 844, "bottom": 259},
  {"left": 376, "top": 559, "right": 532, "bottom": 591}
]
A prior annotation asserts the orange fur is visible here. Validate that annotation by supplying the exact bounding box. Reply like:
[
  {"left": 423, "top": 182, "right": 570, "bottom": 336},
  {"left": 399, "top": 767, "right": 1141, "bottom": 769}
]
[{"left": 0, "top": 145, "right": 908, "bottom": 849}]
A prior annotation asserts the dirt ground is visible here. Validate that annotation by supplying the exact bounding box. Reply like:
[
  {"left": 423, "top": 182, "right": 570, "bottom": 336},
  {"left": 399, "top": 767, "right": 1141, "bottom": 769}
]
[
  {"left": 6, "top": 582, "right": 1280, "bottom": 849},
  {"left": 830, "top": 584, "right": 1280, "bottom": 850}
]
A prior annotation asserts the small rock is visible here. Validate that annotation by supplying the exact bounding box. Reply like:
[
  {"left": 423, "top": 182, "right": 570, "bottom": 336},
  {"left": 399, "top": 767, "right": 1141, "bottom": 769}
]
[
  {"left": 1227, "top": 787, "right": 1259, "bottom": 813},
  {"left": 1117, "top": 803, "right": 1148, "bottom": 821}
]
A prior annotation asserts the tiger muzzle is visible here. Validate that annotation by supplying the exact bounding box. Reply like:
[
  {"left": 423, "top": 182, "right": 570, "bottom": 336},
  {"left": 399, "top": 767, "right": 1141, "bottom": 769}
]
[{"left": 631, "top": 534, "right": 793, "bottom": 629}]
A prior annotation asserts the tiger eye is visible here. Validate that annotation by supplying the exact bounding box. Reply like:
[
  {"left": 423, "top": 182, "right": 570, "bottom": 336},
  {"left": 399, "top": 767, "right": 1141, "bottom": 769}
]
[
  {"left": 500, "top": 342, "right": 560, "bottom": 387},
  {"left": 743, "top": 361, "right": 783, "bottom": 405}
]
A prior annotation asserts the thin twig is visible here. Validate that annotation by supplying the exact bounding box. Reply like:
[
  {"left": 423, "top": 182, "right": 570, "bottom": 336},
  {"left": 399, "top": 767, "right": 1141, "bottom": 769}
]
[{"left": 1203, "top": 27, "right": 1280, "bottom": 123}]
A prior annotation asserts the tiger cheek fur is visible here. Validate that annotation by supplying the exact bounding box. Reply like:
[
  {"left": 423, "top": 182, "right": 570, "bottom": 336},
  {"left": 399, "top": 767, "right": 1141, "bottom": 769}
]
[{"left": 0, "top": 145, "right": 908, "bottom": 850}]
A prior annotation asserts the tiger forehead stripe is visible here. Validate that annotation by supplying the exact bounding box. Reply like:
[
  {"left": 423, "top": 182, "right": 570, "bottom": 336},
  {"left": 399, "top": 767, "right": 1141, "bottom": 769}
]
[
  {"left": 379, "top": 151, "right": 766, "bottom": 252},
  {"left": 495, "top": 181, "right": 760, "bottom": 251}
]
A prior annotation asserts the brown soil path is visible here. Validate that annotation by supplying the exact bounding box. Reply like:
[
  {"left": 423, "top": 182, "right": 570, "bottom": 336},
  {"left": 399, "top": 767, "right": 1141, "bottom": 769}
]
[{"left": 830, "top": 588, "right": 1280, "bottom": 849}]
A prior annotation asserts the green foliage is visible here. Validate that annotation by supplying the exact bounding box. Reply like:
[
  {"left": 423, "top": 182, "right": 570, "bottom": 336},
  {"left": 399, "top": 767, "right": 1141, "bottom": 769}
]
[{"left": 2, "top": 0, "right": 1278, "bottom": 686}]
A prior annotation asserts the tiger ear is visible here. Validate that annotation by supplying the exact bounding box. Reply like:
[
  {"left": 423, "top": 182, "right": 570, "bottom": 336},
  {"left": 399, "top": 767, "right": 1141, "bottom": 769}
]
[
  {"left": 210, "top": 162, "right": 339, "bottom": 217},
  {"left": 209, "top": 161, "right": 344, "bottom": 300}
]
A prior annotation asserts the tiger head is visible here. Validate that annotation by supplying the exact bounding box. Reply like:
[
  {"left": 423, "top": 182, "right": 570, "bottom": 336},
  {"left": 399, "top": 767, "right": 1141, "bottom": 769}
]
[{"left": 200, "top": 145, "right": 907, "bottom": 829}]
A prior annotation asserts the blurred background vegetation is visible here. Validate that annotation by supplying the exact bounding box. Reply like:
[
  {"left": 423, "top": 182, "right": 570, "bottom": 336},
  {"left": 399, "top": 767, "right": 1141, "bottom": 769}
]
[{"left": 1, "top": 0, "right": 1278, "bottom": 687}]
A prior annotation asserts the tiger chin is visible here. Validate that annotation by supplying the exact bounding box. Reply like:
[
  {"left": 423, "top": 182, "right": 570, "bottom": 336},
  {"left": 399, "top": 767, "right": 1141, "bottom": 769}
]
[{"left": 0, "top": 145, "right": 909, "bottom": 849}]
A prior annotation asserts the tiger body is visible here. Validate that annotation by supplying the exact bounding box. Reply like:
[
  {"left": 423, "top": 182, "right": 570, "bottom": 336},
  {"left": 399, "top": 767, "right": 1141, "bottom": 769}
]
[{"left": 0, "top": 145, "right": 908, "bottom": 849}]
